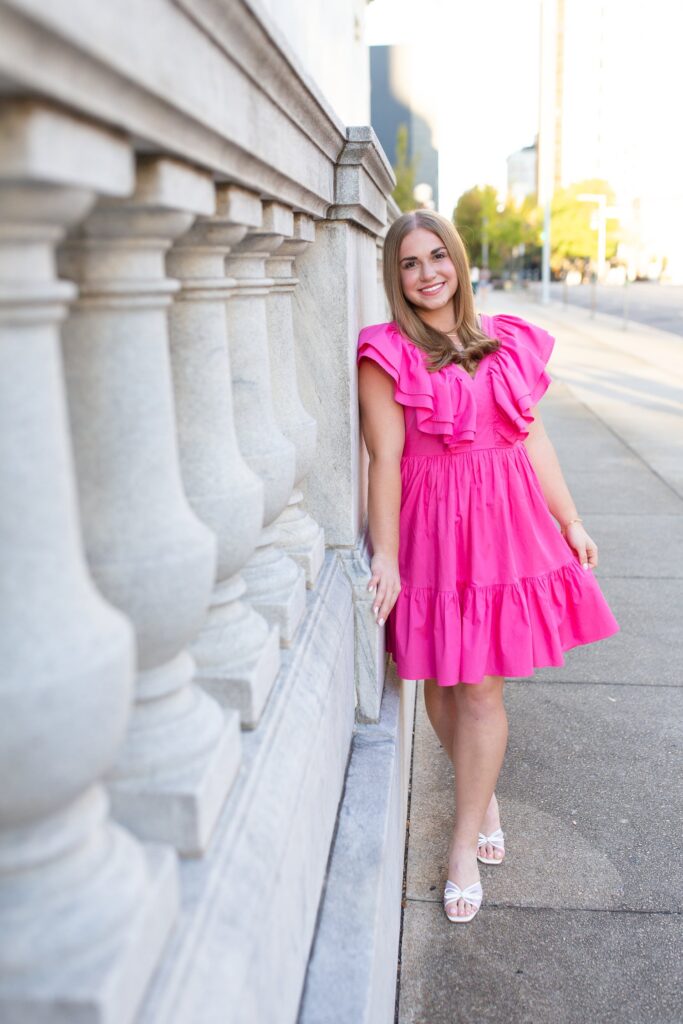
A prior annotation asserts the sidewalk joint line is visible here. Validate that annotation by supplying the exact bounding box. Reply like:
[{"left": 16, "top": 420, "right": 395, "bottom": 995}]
[
  {"left": 405, "top": 895, "right": 681, "bottom": 915},
  {"left": 506, "top": 679, "right": 683, "bottom": 689},
  {"left": 597, "top": 575, "right": 683, "bottom": 580}
]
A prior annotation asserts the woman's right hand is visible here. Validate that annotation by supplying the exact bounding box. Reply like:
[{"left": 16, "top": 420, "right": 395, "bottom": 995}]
[{"left": 367, "top": 552, "right": 401, "bottom": 626}]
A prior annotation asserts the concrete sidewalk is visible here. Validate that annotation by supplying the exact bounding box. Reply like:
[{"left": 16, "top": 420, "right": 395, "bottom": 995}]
[{"left": 396, "top": 296, "right": 683, "bottom": 1023}]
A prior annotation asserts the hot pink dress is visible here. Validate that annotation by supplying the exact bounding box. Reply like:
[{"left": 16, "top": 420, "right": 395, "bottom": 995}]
[{"left": 357, "top": 313, "right": 620, "bottom": 686}]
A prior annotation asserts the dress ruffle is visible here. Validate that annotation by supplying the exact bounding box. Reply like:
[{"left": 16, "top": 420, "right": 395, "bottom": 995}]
[
  {"left": 385, "top": 557, "right": 620, "bottom": 685},
  {"left": 357, "top": 315, "right": 555, "bottom": 447},
  {"left": 357, "top": 322, "right": 477, "bottom": 447},
  {"left": 485, "top": 313, "right": 555, "bottom": 442}
]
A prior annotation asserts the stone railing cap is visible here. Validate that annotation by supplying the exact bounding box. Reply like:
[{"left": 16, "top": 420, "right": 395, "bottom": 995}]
[{"left": 339, "top": 126, "right": 396, "bottom": 196}]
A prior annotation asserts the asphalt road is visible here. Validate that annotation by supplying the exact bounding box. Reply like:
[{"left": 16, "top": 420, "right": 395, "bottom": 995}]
[{"left": 545, "top": 281, "right": 683, "bottom": 336}]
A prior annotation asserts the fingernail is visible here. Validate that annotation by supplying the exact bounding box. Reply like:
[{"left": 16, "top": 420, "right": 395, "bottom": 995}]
[
  {"left": 582, "top": 563, "right": 589, "bottom": 570},
  {"left": 378, "top": 617, "right": 385, "bottom": 626},
  {"left": 368, "top": 583, "right": 375, "bottom": 592},
  {"left": 373, "top": 606, "right": 379, "bottom": 615}
]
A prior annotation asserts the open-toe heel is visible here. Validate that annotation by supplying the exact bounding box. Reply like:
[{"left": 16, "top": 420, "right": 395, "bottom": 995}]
[
  {"left": 443, "top": 879, "right": 483, "bottom": 923},
  {"left": 477, "top": 827, "right": 505, "bottom": 865}
]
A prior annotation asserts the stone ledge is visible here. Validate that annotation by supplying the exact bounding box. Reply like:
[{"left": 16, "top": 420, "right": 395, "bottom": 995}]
[{"left": 298, "top": 662, "right": 417, "bottom": 1024}]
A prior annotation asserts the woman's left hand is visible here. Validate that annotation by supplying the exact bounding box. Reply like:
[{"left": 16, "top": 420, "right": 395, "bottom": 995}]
[{"left": 563, "top": 521, "right": 598, "bottom": 570}]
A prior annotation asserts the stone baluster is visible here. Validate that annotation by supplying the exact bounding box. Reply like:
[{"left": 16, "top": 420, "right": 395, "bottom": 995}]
[
  {"left": 0, "top": 100, "right": 177, "bottom": 1024},
  {"left": 265, "top": 213, "right": 325, "bottom": 587},
  {"left": 57, "top": 156, "right": 240, "bottom": 856},
  {"left": 225, "top": 199, "right": 306, "bottom": 645},
  {"left": 165, "top": 183, "right": 280, "bottom": 727}
]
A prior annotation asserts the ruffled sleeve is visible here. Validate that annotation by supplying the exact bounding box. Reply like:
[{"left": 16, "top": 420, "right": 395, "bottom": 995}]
[
  {"left": 357, "top": 322, "right": 477, "bottom": 447},
  {"left": 486, "top": 313, "right": 556, "bottom": 442}
]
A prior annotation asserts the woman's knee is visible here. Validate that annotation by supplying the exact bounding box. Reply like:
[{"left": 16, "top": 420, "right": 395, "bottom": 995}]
[
  {"left": 454, "top": 675, "right": 505, "bottom": 715},
  {"left": 424, "top": 678, "right": 456, "bottom": 700}
]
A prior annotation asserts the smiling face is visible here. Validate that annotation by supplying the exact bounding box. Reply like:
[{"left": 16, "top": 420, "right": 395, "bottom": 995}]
[{"left": 398, "top": 227, "right": 459, "bottom": 321}]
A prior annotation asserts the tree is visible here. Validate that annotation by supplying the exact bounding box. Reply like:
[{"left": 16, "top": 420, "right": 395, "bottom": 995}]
[
  {"left": 453, "top": 185, "right": 498, "bottom": 265},
  {"left": 392, "top": 123, "right": 418, "bottom": 212},
  {"left": 550, "top": 179, "right": 620, "bottom": 273},
  {"left": 454, "top": 186, "right": 541, "bottom": 272}
]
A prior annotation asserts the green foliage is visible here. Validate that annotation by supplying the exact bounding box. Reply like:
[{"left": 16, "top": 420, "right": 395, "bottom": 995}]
[
  {"left": 550, "top": 179, "right": 620, "bottom": 270},
  {"left": 453, "top": 185, "right": 497, "bottom": 264},
  {"left": 392, "top": 123, "right": 418, "bottom": 212},
  {"left": 452, "top": 178, "right": 621, "bottom": 276},
  {"left": 453, "top": 186, "right": 541, "bottom": 272}
]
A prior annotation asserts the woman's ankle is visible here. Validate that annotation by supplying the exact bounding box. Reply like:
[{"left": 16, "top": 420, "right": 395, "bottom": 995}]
[{"left": 449, "top": 837, "right": 478, "bottom": 859}]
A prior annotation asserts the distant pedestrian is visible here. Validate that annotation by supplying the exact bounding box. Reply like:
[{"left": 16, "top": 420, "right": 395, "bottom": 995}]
[
  {"left": 357, "top": 209, "right": 620, "bottom": 924},
  {"left": 470, "top": 264, "right": 480, "bottom": 295}
]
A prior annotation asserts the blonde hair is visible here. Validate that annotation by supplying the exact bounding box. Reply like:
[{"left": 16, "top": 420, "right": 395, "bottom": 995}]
[{"left": 383, "top": 210, "right": 499, "bottom": 374}]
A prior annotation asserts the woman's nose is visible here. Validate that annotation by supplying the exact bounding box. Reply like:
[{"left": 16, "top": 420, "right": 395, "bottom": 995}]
[{"left": 419, "top": 261, "right": 436, "bottom": 280}]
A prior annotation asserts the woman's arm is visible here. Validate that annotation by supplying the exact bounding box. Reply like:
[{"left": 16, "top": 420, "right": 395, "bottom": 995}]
[
  {"left": 523, "top": 408, "right": 598, "bottom": 569},
  {"left": 358, "top": 358, "right": 405, "bottom": 624}
]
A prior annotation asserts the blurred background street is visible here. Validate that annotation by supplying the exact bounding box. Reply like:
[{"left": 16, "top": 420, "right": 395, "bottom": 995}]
[{"left": 543, "top": 282, "right": 683, "bottom": 336}]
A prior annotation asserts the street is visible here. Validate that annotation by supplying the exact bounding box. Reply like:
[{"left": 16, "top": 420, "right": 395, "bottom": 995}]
[{"left": 543, "top": 281, "right": 683, "bottom": 337}]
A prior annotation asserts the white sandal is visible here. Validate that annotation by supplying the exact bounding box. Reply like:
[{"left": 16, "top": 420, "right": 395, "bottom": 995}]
[
  {"left": 477, "top": 827, "right": 505, "bottom": 865},
  {"left": 443, "top": 879, "right": 483, "bottom": 923}
]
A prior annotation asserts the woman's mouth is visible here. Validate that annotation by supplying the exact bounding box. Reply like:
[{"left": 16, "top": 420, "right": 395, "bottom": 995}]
[{"left": 419, "top": 282, "right": 445, "bottom": 296}]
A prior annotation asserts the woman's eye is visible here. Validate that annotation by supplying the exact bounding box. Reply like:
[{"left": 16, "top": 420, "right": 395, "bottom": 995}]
[
  {"left": 403, "top": 261, "right": 416, "bottom": 269},
  {"left": 434, "top": 251, "right": 446, "bottom": 260}
]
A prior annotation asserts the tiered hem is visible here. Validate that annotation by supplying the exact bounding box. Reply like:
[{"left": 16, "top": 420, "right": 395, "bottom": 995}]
[{"left": 385, "top": 558, "right": 620, "bottom": 685}]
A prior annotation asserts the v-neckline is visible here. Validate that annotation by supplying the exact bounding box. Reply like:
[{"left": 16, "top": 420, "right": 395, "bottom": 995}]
[
  {"left": 456, "top": 355, "right": 489, "bottom": 384},
  {"left": 395, "top": 314, "right": 496, "bottom": 384},
  {"left": 451, "top": 313, "right": 493, "bottom": 384}
]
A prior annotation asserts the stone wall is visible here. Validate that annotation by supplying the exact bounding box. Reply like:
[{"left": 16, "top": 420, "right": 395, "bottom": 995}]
[{"left": 0, "top": 3, "right": 415, "bottom": 1023}]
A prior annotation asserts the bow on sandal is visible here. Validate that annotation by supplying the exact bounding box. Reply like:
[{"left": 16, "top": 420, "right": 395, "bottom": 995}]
[
  {"left": 477, "top": 827, "right": 505, "bottom": 865},
  {"left": 443, "top": 879, "right": 483, "bottom": 923}
]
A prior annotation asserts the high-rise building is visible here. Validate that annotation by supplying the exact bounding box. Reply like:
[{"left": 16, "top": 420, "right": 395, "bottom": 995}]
[{"left": 370, "top": 44, "right": 439, "bottom": 208}]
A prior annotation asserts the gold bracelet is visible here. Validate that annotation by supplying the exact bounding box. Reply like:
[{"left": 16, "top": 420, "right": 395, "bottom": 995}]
[{"left": 561, "top": 516, "right": 583, "bottom": 532}]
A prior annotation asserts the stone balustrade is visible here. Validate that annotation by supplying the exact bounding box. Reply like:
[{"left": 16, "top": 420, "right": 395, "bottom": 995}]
[
  {"left": 225, "top": 200, "right": 307, "bottom": 645},
  {"left": 58, "top": 155, "right": 241, "bottom": 856},
  {"left": 0, "top": 98, "right": 178, "bottom": 1024},
  {"left": 0, "top": 3, "right": 409, "bottom": 1023},
  {"left": 167, "top": 183, "right": 280, "bottom": 728}
]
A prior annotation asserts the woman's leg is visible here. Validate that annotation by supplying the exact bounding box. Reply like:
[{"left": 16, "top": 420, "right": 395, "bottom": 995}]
[
  {"left": 446, "top": 675, "right": 508, "bottom": 918},
  {"left": 423, "top": 679, "right": 504, "bottom": 861}
]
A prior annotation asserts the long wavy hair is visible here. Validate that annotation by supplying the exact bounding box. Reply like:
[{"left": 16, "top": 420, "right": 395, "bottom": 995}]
[{"left": 383, "top": 210, "right": 499, "bottom": 374}]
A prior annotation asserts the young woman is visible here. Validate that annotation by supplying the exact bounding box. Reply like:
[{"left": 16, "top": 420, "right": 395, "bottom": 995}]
[{"left": 357, "top": 210, "right": 619, "bottom": 924}]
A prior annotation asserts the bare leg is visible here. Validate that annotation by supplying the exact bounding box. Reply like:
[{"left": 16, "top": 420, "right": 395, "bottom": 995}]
[
  {"left": 446, "top": 675, "right": 508, "bottom": 918},
  {"left": 423, "top": 679, "right": 504, "bottom": 861}
]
